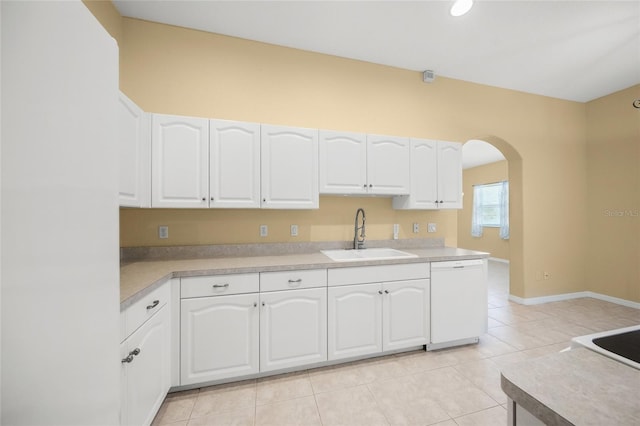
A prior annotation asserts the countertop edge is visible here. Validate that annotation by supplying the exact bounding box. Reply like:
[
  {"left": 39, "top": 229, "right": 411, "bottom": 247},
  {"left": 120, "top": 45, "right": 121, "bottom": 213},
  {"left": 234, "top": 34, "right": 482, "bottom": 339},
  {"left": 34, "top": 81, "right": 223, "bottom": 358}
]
[{"left": 120, "top": 247, "right": 489, "bottom": 310}]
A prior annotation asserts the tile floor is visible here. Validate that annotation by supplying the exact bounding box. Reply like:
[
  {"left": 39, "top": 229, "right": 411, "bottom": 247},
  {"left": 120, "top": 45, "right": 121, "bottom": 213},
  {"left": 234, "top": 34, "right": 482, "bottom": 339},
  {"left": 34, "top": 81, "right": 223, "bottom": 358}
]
[{"left": 153, "top": 260, "right": 640, "bottom": 426}]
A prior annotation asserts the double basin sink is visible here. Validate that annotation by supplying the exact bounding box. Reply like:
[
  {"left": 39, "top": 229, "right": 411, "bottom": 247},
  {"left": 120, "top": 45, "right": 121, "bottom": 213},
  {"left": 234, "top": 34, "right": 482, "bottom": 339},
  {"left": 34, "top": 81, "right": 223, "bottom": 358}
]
[{"left": 321, "top": 248, "right": 418, "bottom": 262}]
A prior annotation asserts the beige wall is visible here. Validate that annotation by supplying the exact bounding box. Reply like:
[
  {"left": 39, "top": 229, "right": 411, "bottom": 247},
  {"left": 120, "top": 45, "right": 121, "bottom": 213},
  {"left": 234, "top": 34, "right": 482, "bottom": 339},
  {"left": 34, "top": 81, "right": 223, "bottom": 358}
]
[
  {"left": 458, "top": 161, "right": 510, "bottom": 261},
  {"left": 586, "top": 85, "right": 640, "bottom": 303},
  {"left": 83, "top": 6, "right": 638, "bottom": 302}
]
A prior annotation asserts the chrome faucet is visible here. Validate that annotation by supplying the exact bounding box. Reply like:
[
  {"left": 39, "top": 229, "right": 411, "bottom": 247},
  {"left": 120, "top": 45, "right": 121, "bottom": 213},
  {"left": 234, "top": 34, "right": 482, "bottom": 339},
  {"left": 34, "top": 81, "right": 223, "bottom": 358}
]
[{"left": 353, "top": 208, "right": 366, "bottom": 250}]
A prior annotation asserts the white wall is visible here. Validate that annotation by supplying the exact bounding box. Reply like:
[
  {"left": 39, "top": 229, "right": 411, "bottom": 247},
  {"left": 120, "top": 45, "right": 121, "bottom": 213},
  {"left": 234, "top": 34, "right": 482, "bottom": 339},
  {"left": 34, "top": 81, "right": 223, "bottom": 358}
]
[{"left": 1, "top": 1, "right": 120, "bottom": 424}]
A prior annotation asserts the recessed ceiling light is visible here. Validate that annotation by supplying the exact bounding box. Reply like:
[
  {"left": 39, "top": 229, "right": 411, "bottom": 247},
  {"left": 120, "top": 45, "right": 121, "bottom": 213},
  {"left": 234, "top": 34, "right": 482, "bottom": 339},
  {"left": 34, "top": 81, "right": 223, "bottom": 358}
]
[{"left": 450, "top": 0, "right": 474, "bottom": 17}]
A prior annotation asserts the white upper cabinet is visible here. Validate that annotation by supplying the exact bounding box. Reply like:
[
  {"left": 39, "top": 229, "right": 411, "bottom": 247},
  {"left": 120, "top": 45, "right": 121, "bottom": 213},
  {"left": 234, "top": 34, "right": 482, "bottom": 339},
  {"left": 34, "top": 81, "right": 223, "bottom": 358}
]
[
  {"left": 151, "top": 114, "right": 209, "bottom": 208},
  {"left": 393, "top": 139, "right": 462, "bottom": 209},
  {"left": 118, "top": 92, "right": 150, "bottom": 208},
  {"left": 261, "top": 125, "right": 319, "bottom": 209},
  {"left": 366, "top": 134, "right": 411, "bottom": 195},
  {"left": 319, "top": 131, "right": 410, "bottom": 195},
  {"left": 319, "top": 130, "right": 368, "bottom": 194},
  {"left": 209, "top": 120, "right": 261, "bottom": 208},
  {"left": 437, "top": 141, "right": 463, "bottom": 209}
]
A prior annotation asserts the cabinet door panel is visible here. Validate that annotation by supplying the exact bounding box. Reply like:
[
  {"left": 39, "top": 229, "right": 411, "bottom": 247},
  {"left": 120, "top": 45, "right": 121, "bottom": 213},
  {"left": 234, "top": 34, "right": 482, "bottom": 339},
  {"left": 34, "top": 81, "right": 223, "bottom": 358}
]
[
  {"left": 382, "top": 280, "right": 430, "bottom": 351},
  {"left": 437, "top": 141, "right": 462, "bottom": 209},
  {"left": 181, "top": 294, "right": 259, "bottom": 385},
  {"left": 260, "top": 288, "right": 327, "bottom": 372},
  {"left": 210, "top": 120, "right": 261, "bottom": 208},
  {"left": 328, "top": 283, "right": 382, "bottom": 360},
  {"left": 261, "top": 125, "right": 319, "bottom": 209},
  {"left": 152, "top": 114, "right": 209, "bottom": 208},
  {"left": 123, "top": 306, "right": 170, "bottom": 426},
  {"left": 366, "top": 135, "right": 410, "bottom": 195},
  {"left": 118, "top": 92, "right": 150, "bottom": 207},
  {"left": 319, "top": 130, "right": 367, "bottom": 194}
]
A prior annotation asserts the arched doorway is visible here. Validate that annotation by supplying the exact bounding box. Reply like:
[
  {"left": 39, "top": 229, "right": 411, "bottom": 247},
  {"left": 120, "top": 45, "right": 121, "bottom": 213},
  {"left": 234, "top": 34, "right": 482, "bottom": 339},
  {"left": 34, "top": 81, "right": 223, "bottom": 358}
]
[{"left": 459, "top": 136, "right": 524, "bottom": 302}]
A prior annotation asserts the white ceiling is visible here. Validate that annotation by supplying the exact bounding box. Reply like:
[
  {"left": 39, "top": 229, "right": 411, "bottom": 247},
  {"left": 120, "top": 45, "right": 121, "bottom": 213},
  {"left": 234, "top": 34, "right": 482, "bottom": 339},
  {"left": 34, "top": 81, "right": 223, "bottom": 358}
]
[
  {"left": 462, "top": 140, "right": 506, "bottom": 169},
  {"left": 113, "top": 0, "right": 640, "bottom": 103}
]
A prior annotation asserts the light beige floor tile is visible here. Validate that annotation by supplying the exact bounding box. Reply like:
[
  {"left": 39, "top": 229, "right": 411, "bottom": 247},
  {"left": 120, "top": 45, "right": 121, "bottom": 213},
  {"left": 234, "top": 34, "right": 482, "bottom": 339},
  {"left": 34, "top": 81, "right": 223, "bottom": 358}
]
[
  {"left": 308, "top": 362, "right": 368, "bottom": 394},
  {"left": 453, "top": 359, "right": 508, "bottom": 405},
  {"left": 256, "top": 371, "right": 313, "bottom": 405},
  {"left": 367, "top": 375, "right": 450, "bottom": 425},
  {"left": 453, "top": 405, "right": 508, "bottom": 426},
  {"left": 354, "top": 355, "right": 411, "bottom": 384},
  {"left": 191, "top": 380, "right": 256, "bottom": 419},
  {"left": 315, "top": 384, "right": 389, "bottom": 426},
  {"left": 430, "top": 420, "right": 457, "bottom": 426},
  {"left": 474, "top": 334, "right": 519, "bottom": 358},
  {"left": 153, "top": 389, "right": 199, "bottom": 425},
  {"left": 255, "top": 395, "right": 321, "bottom": 426},
  {"left": 411, "top": 368, "right": 498, "bottom": 418},
  {"left": 393, "top": 349, "right": 460, "bottom": 373},
  {"left": 187, "top": 406, "right": 254, "bottom": 426}
]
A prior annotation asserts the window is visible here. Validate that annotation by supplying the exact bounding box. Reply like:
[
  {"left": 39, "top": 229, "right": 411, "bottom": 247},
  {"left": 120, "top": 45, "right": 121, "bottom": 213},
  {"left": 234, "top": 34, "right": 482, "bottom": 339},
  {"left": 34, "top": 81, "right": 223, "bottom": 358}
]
[{"left": 472, "top": 181, "right": 509, "bottom": 239}]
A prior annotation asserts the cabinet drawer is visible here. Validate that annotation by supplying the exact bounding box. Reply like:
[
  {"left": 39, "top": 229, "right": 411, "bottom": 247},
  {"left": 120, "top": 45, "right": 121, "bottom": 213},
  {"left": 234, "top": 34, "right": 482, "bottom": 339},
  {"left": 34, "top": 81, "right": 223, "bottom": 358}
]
[
  {"left": 125, "top": 282, "right": 170, "bottom": 338},
  {"left": 328, "top": 262, "right": 429, "bottom": 286},
  {"left": 260, "top": 269, "right": 327, "bottom": 292},
  {"left": 181, "top": 273, "right": 259, "bottom": 298}
]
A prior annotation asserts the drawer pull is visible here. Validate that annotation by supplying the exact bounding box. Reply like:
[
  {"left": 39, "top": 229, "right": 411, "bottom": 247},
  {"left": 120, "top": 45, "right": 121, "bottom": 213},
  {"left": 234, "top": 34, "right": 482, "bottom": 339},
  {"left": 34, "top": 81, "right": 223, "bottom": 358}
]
[
  {"left": 146, "top": 300, "right": 160, "bottom": 310},
  {"left": 287, "top": 279, "right": 303, "bottom": 284},
  {"left": 121, "top": 348, "right": 141, "bottom": 364},
  {"left": 212, "top": 284, "right": 230, "bottom": 289}
]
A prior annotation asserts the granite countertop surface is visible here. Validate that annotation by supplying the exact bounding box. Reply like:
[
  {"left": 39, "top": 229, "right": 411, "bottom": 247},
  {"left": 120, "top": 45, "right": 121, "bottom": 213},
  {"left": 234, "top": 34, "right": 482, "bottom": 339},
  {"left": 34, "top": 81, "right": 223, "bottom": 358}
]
[
  {"left": 501, "top": 347, "right": 640, "bottom": 426},
  {"left": 120, "top": 243, "right": 488, "bottom": 308}
]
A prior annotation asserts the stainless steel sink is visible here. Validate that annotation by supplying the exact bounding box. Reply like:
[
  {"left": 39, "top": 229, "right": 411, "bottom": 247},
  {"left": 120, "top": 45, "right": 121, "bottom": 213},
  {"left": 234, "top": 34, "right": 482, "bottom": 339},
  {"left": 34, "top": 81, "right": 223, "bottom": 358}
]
[{"left": 321, "top": 248, "right": 418, "bottom": 262}]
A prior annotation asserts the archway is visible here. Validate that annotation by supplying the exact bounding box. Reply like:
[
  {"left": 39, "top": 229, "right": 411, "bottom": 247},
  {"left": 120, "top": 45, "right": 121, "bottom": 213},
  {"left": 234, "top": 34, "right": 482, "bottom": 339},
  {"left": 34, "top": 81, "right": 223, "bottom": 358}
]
[{"left": 460, "top": 136, "right": 524, "bottom": 301}]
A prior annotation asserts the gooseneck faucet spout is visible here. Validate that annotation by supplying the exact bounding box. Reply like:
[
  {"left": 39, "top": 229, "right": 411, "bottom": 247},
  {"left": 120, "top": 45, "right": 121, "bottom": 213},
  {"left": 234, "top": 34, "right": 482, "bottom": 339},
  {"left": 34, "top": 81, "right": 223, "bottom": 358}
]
[{"left": 354, "top": 208, "right": 366, "bottom": 250}]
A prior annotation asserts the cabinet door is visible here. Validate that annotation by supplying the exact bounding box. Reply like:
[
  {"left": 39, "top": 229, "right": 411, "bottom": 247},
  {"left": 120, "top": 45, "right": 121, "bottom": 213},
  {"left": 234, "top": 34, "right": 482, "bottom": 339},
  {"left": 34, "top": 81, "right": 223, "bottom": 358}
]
[
  {"left": 382, "top": 279, "right": 430, "bottom": 351},
  {"left": 118, "top": 92, "right": 150, "bottom": 207},
  {"left": 151, "top": 114, "right": 209, "bottom": 208},
  {"left": 209, "top": 120, "right": 261, "bottom": 208},
  {"left": 181, "top": 293, "right": 259, "bottom": 385},
  {"left": 437, "top": 141, "right": 462, "bottom": 209},
  {"left": 260, "top": 288, "right": 327, "bottom": 372},
  {"left": 328, "top": 283, "right": 382, "bottom": 360},
  {"left": 122, "top": 305, "right": 170, "bottom": 426},
  {"left": 261, "top": 125, "right": 319, "bottom": 209},
  {"left": 366, "top": 135, "right": 411, "bottom": 195},
  {"left": 392, "top": 139, "right": 438, "bottom": 209},
  {"left": 319, "top": 130, "right": 367, "bottom": 194}
]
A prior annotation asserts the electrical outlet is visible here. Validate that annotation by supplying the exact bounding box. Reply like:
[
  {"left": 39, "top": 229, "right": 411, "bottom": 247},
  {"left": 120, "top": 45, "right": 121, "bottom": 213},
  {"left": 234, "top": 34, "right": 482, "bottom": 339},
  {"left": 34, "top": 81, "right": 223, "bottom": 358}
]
[
  {"left": 413, "top": 223, "right": 419, "bottom": 233},
  {"left": 428, "top": 223, "right": 437, "bottom": 233},
  {"left": 158, "top": 226, "right": 169, "bottom": 239},
  {"left": 393, "top": 224, "right": 399, "bottom": 240},
  {"left": 290, "top": 224, "right": 298, "bottom": 237},
  {"left": 260, "top": 225, "right": 268, "bottom": 237}
]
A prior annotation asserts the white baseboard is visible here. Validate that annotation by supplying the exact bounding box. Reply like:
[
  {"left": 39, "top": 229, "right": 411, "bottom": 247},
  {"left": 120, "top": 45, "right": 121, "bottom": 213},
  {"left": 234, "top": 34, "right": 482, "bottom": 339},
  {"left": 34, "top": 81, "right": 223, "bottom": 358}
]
[
  {"left": 509, "top": 291, "right": 640, "bottom": 309},
  {"left": 488, "top": 257, "right": 510, "bottom": 264}
]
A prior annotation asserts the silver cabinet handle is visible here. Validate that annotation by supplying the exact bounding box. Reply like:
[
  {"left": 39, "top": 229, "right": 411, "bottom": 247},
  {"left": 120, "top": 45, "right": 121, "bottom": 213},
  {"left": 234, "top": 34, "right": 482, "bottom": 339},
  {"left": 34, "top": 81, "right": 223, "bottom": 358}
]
[
  {"left": 146, "top": 300, "right": 159, "bottom": 310},
  {"left": 212, "top": 283, "right": 230, "bottom": 288},
  {"left": 121, "top": 348, "right": 141, "bottom": 364},
  {"left": 288, "top": 279, "right": 302, "bottom": 283},
  {"left": 378, "top": 290, "right": 383, "bottom": 295},
  {"left": 253, "top": 302, "right": 257, "bottom": 307},
  {"left": 262, "top": 302, "right": 265, "bottom": 307},
  {"left": 384, "top": 290, "right": 389, "bottom": 294}
]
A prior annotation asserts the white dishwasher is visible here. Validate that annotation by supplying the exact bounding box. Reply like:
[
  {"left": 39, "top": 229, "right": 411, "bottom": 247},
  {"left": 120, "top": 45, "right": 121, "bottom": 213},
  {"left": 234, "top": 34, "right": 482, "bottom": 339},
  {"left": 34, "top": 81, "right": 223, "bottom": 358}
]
[{"left": 428, "top": 259, "right": 488, "bottom": 350}]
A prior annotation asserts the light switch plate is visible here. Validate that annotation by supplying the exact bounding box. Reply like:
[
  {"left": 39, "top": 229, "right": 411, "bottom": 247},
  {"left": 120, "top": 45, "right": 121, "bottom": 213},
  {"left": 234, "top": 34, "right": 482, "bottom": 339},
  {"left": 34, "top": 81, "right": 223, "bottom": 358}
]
[
  {"left": 260, "top": 225, "right": 268, "bottom": 237},
  {"left": 158, "top": 226, "right": 169, "bottom": 239},
  {"left": 290, "top": 224, "right": 298, "bottom": 237},
  {"left": 413, "top": 223, "right": 419, "bottom": 233},
  {"left": 428, "top": 223, "right": 437, "bottom": 233}
]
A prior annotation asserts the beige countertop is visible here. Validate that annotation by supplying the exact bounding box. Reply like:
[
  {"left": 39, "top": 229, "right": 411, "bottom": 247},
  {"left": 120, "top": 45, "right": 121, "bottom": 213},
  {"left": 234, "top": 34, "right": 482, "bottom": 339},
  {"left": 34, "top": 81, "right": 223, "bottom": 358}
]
[
  {"left": 501, "top": 347, "right": 640, "bottom": 426},
  {"left": 120, "top": 246, "right": 488, "bottom": 309}
]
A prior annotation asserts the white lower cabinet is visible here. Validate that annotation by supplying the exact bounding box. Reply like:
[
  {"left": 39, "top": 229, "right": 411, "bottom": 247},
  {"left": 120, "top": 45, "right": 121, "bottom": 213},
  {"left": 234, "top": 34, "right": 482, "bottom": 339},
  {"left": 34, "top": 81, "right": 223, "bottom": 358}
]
[
  {"left": 120, "top": 303, "right": 170, "bottom": 426},
  {"left": 180, "top": 293, "right": 260, "bottom": 385},
  {"left": 328, "top": 279, "right": 430, "bottom": 361},
  {"left": 328, "top": 283, "right": 382, "bottom": 360},
  {"left": 260, "top": 288, "right": 327, "bottom": 372}
]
